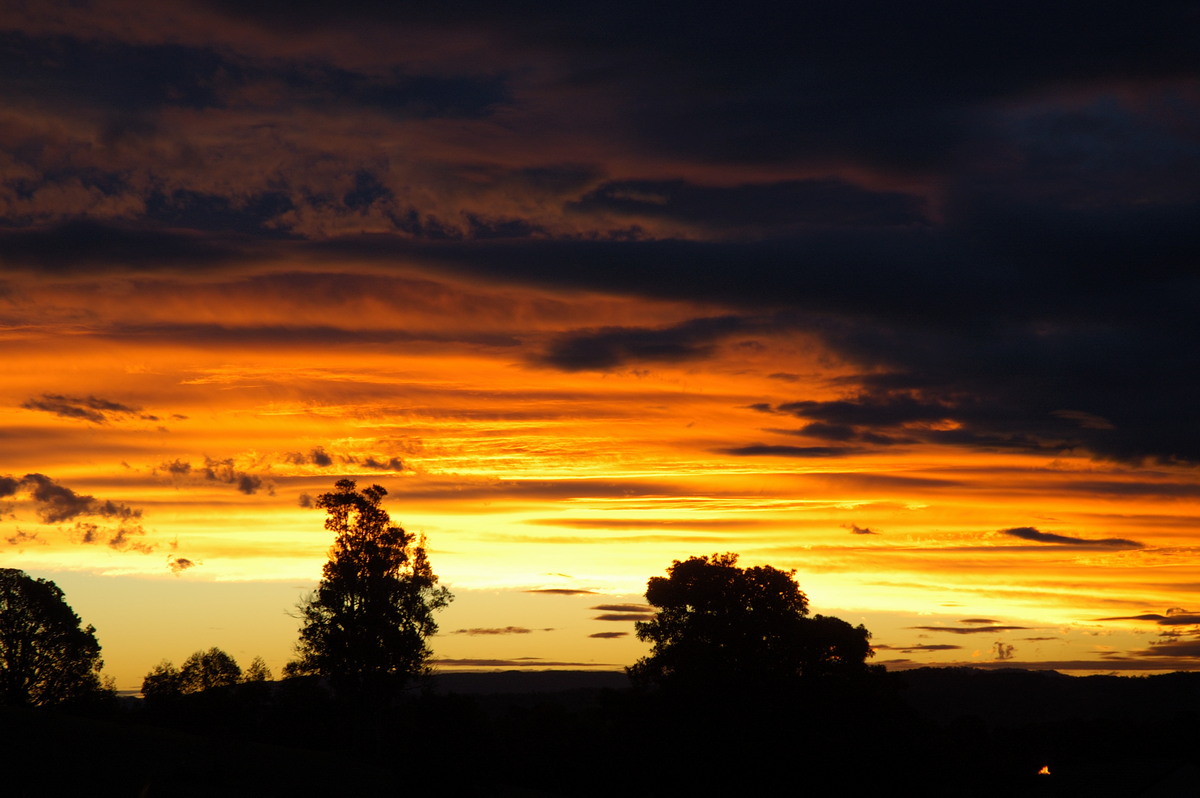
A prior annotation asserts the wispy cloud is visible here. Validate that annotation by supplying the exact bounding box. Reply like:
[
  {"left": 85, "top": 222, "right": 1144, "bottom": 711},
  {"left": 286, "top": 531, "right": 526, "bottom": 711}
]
[
  {"left": 873, "top": 643, "right": 964, "bottom": 652},
  {"left": 1096, "top": 609, "right": 1200, "bottom": 626},
  {"left": 21, "top": 393, "right": 159, "bottom": 425},
  {"left": 1000, "top": 526, "right": 1143, "bottom": 549},
  {"left": 910, "top": 625, "right": 1031, "bottom": 635},
  {"left": 450, "top": 626, "right": 549, "bottom": 636}
]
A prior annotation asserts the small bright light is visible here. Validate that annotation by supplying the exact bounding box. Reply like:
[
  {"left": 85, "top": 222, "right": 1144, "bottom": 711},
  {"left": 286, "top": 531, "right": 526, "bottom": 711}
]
[{"left": 1037, "top": 765, "right": 1051, "bottom": 776}]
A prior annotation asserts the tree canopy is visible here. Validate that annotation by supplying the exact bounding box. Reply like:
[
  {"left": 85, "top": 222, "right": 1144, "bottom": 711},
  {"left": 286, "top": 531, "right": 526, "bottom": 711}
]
[
  {"left": 141, "top": 647, "right": 244, "bottom": 700},
  {"left": 628, "top": 553, "right": 874, "bottom": 688},
  {"left": 180, "top": 647, "right": 242, "bottom": 693},
  {"left": 242, "top": 655, "right": 272, "bottom": 683},
  {"left": 0, "top": 568, "right": 105, "bottom": 707},
  {"left": 291, "top": 479, "right": 452, "bottom": 694}
]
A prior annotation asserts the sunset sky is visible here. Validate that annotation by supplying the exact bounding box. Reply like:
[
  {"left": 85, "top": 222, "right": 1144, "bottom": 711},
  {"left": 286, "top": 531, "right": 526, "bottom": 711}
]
[{"left": 4, "top": 1, "right": 1200, "bottom": 691}]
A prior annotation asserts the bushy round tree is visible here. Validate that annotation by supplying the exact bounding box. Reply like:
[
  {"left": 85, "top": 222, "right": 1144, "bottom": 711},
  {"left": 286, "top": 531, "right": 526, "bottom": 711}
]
[
  {"left": 0, "top": 568, "right": 105, "bottom": 706},
  {"left": 141, "top": 647, "right": 250, "bottom": 701},
  {"left": 628, "top": 553, "right": 874, "bottom": 688},
  {"left": 180, "top": 647, "right": 241, "bottom": 692}
]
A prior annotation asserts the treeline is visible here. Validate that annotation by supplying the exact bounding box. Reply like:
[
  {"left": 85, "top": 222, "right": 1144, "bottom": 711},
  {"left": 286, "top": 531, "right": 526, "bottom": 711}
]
[
  {"left": 4, "top": 666, "right": 1199, "bottom": 796},
  {"left": 5, "top": 480, "right": 1199, "bottom": 794}
]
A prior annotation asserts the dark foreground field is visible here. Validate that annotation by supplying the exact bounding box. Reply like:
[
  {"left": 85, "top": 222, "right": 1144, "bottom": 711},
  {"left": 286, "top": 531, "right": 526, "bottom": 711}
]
[{"left": 3, "top": 668, "right": 1198, "bottom": 797}]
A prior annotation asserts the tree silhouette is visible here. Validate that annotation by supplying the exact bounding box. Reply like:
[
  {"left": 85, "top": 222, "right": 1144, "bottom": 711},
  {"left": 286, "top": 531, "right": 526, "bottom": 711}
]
[
  {"left": 628, "top": 553, "right": 874, "bottom": 688},
  {"left": 180, "top": 647, "right": 241, "bottom": 692},
  {"left": 141, "top": 647, "right": 243, "bottom": 700},
  {"left": 291, "top": 479, "right": 452, "bottom": 695},
  {"left": 0, "top": 568, "right": 105, "bottom": 706},
  {"left": 242, "top": 655, "right": 272, "bottom": 682},
  {"left": 141, "top": 659, "right": 182, "bottom": 701}
]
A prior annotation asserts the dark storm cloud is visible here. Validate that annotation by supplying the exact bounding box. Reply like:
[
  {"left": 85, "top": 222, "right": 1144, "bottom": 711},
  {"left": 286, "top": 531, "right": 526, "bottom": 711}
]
[
  {"left": 1058, "top": 480, "right": 1200, "bottom": 499},
  {"left": 144, "top": 189, "right": 296, "bottom": 235},
  {"left": 0, "top": 30, "right": 507, "bottom": 119},
  {"left": 569, "top": 178, "right": 928, "bottom": 232},
  {"left": 0, "top": 31, "right": 228, "bottom": 113},
  {"left": 99, "top": 322, "right": 520, "bottom": 349},
  {"left": 1000, "top": 526, "right": 1143, "bottom": 549},
  {"left": 6, "top": 1, "right": 1200, "bottom": 466},
  {"left": 0, "top": 221, "right": 253, "bottom": 272},
  {"left": 198, "top": 0, "right": 1200, "bottom": 165},
  {"left": 615, "top": 2, "right": 1200, "bottom": 169},
  {"left": 536, "top": 316, "right": 750, "bottom": 371},
  {"left": 762, "top": 394, "right": 1074, "bottom": 458},
  {"left": 718, "top": 444, "right": 863, "bottom": 458},
  {"left": 792, "top": 423, "right": 858, "bottom": 443}
]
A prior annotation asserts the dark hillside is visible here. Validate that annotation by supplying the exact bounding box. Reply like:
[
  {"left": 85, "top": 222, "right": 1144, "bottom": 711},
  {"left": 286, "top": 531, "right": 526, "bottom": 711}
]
[{"left": 3, "top": 668, "right": 1198, "bottom": 797}]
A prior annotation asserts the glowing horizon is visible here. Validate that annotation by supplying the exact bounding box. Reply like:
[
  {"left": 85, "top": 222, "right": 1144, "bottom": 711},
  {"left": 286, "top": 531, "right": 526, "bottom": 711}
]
[{"left": 4, "top": 1, "right": 1200, "bottom": 690}]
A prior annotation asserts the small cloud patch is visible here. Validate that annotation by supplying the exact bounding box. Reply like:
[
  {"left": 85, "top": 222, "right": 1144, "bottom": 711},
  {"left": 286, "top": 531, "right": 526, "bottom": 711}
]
[
  {"left": 21, "top": 393, "right": 160, "bottom": 425},
  {"left": 1000, "top": 526, "right": 1142, "bottom": 548},
  {"left": 450, "top": 626, "right": 540, "bottom": 636}
]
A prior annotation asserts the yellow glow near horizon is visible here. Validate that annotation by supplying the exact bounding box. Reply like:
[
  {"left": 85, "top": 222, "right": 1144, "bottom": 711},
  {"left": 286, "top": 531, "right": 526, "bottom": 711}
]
[{"left": 3, "top": 268, "right": 1199, "bottom": 689}]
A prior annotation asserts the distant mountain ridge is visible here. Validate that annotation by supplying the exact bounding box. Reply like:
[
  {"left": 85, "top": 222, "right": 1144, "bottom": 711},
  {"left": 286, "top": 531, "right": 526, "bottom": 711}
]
[{"left": 426, "top": 669, "right": 627, "bottom": 694}]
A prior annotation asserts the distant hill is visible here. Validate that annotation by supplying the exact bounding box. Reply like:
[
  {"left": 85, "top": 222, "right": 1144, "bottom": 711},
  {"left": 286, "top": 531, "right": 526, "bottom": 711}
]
[{"left": 426, "top": 669, "right": 627, "bottom": 694}]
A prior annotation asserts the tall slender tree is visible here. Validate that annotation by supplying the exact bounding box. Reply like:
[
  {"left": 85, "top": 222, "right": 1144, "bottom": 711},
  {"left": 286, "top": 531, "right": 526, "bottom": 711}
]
[{"left": 291, "top": 480, "right": 451, "bottom": 695}]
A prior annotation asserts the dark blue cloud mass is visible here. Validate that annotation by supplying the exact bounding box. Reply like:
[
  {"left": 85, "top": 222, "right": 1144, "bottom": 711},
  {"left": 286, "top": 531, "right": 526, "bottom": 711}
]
[{"left": 3, "top": 0, "right": 1200, "bottom": 464}]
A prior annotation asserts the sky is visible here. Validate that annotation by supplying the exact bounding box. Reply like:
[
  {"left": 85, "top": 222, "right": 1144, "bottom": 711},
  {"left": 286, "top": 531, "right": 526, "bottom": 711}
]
[{"left": 3, "top": 0, "right": 1200, "bottom": 691}]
